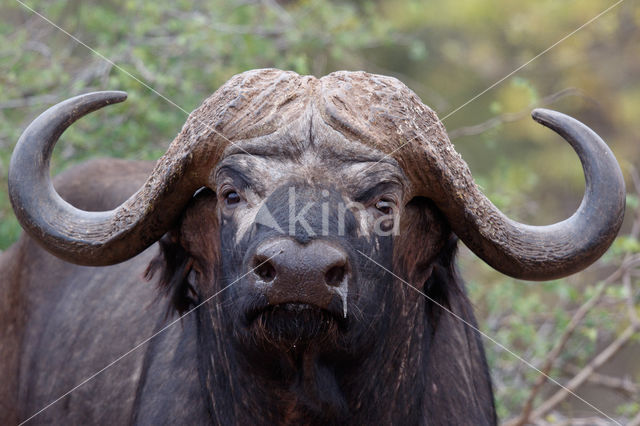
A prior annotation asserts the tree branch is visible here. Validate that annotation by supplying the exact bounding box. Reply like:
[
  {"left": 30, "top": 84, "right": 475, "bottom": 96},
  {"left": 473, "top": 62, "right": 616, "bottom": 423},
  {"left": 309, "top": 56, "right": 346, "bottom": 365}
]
[
  {"left": 447, "top": 88, "right": 593, "bottom": 139},
  {"left": 528, "top": 324, "right": 638, "bottom": 423},
  {"left": 0, "top": 94, "right": 60, "bottom": 110},
  {"left": 562, "top": 364, "right": 639, "bottom": 396}
]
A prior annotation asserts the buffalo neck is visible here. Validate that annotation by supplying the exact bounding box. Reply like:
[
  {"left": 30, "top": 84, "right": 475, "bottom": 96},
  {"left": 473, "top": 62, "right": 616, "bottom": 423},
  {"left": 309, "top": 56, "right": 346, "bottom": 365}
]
[{"left": 195, "top": 281, "right": 430, "bottom": 425}]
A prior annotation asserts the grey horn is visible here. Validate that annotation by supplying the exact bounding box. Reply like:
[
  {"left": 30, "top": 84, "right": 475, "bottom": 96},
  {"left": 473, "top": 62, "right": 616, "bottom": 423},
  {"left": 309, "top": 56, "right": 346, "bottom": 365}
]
[
  {"left": 9, "top": 92, "right": 201, "bottom": 266},
  {"left": 445, "top": 109, "right": 626, "bottom": 280}
]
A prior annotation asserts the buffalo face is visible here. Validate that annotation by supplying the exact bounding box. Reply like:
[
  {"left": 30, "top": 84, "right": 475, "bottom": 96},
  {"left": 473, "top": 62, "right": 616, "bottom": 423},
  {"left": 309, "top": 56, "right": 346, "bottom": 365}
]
[{"left": 173, "top": 117, "right": 450, "bottom": 360}]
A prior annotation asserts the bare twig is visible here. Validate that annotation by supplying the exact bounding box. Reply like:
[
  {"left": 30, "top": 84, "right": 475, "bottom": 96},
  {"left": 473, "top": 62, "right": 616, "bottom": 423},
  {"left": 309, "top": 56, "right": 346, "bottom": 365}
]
[
  {"left": 528, "top": 324, "right": 638, "bottom": 423},
  {"left": 562, "top": 364, "right": 639, "bottom": 396},
  {"left": 167, "top": 10, "right": 286, "bottom": 37},
  {"left": 623, "top": 273, "right": 639, "bottom": 328},
  {"left": 129, "top": 54, "right": 158, "bottom": 85},
  {"left": 261, "top": 0, "right": 293, "bottom": 24},
  {"left": 23, "top": 40, "right": 51, "bottom": 58},
  {"left": 447, "top": 88, "right": 593, "bottom": 139},
  {"left": 555, "top": 417, "right": 620, "bottom": 426},
  {"left": 0, "top": 93, "right": 60, "bottom": 110},
  {"left": 209, "top": 21, "right": 285, "bottom": 37},
  {"left": 73, "top": 59, "right": 114, "bottom": 88},
  {"left": 627, "top": 165, "right": 640, "bottom": 239}
]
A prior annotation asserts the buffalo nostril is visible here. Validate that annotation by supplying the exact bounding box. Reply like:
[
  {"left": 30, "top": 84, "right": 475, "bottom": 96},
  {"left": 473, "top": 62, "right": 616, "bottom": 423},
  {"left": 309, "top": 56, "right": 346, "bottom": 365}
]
[
  {"left": 254, "top": 257, "right": 276, "bottom": 282},
  {"left": 325, "top": 264, "right": 346, "bottom": 287}
]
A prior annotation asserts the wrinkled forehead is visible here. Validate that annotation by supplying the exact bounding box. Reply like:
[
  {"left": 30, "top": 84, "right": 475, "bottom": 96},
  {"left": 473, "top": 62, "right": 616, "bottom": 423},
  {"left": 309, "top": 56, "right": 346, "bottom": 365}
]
[
  {"left": 184, "top": 68, "right": 447, "bottom": 198},
  {"left": 194, "top": 68, "right": 442, "bottom": 195},
  {"left": 215, "top": 105, "right": 406, "bottom": 195}
]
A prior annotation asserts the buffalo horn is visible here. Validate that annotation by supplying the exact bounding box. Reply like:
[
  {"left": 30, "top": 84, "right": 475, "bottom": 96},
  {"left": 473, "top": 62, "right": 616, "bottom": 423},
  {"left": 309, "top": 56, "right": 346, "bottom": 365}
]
[{"left": 9, "top": 92, "right": 200, "bottom": 266}]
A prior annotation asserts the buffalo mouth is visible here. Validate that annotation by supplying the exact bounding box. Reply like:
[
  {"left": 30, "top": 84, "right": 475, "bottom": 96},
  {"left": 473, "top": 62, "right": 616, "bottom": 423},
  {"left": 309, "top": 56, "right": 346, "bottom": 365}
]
[{"left": 244, "top": 302, "right": 346, "bottom": 343}]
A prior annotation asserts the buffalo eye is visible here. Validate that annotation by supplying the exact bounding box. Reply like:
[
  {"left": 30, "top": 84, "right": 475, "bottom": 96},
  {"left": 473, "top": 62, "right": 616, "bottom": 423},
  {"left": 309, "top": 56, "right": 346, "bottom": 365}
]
[
  {"left": 224, "top": 191, "right": 241, "bottom": 206},
  {"left": 375, "top": 199, "right": 394, "bottom": 215}
]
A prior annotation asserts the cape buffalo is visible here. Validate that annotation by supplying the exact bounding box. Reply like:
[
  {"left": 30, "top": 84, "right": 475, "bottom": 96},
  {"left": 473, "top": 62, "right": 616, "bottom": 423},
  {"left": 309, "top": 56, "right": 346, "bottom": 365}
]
[{"left": 0, "top": 69, "right": 625, "bottom": 425}]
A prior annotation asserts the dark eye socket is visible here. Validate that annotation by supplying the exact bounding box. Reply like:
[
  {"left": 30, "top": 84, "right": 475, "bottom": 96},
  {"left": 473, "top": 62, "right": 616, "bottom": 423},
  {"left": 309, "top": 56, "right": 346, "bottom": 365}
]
[
  {"left": 375, "top": 199, "right": 394, "bottom": 215},
  {"left": 224, "top": 191, "right": 241, "bottom": 206}
]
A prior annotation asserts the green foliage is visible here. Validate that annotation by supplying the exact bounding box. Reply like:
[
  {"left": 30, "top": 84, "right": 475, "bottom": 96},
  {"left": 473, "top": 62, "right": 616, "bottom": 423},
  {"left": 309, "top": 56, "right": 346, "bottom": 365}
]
[
  {"left": 616, "top": 401, "right": 640, "bottom": 418},
  {"left": 465, "top": 248, "right": 638, "bottom": 421},
  {"left": 604, "top": 234, "right": 640, "bottom": 263}
]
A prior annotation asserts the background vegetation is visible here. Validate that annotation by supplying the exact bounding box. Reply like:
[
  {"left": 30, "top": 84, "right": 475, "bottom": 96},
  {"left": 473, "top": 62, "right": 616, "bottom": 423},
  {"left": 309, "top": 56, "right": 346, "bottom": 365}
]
[{"left": 1, "top": 0, "right": 638, "bottom": 423}]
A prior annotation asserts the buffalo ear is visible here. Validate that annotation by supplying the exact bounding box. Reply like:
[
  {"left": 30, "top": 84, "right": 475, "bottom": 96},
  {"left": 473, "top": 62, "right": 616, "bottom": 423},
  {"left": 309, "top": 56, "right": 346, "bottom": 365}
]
[
  {"left": 394, "top": 196, "right": 450, "bottom": 285},
  {"left": 144, "top": 232, "right": 195, "bottom": 315},
  {"left": 177, "top": 188, "right": 220, "bottom": 270},
  {"left": 145, "top": 188, "right": 220, "bottom": 315},
  {"left": 423, "top": 234, "right": 460, "bottom": 328}
]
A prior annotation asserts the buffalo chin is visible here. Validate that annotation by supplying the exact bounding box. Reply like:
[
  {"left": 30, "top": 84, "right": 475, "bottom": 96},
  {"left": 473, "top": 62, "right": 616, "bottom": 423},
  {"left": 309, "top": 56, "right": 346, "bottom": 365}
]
[{"left": 248, "top": 303, "right": 343, "bottom": 346}]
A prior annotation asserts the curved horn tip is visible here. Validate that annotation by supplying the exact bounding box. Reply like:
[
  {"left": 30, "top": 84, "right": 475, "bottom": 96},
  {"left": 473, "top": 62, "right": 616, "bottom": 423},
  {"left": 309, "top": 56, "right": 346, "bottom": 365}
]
[
  {"left": 106, "top": 90, "right": 127, "bottom": 100},
  {"left": 89, "top": 90, "right": 128, "bottom": 103},
  {"left": 68, "top": 91, "right": 128, "bottom": 110},
  {"left": 530, "top": 108, "right": 561, "bottom": 125}
]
